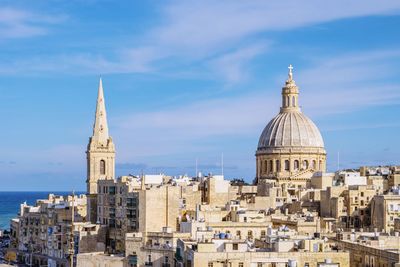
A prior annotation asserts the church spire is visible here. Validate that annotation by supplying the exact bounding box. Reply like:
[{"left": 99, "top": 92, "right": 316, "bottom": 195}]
[
  {"left": 281, "top": 64, "right": 300, "bottom": 112},
  {"left": 92, "top": 78, "right": 110, "bottom": 144}
]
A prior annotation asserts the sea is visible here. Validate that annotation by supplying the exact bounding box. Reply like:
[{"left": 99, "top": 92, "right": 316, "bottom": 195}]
[{"left": 0, "top": 192, "right": 78, "bottom": 230}]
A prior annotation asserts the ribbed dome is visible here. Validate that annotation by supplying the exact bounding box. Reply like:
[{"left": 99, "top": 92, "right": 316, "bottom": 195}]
[{"left": 258, "top": 111, "right": 324, "bottom": 149}]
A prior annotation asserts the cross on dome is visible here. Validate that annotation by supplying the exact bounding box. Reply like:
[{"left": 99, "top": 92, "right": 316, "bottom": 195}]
[{"left": 288, "top": 64, "right": 293, "bottom": 80}]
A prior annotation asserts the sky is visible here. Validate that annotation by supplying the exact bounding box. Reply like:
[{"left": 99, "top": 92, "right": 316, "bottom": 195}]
[{"left": 1, "top": 1, "right": 400, "bottom": 191}]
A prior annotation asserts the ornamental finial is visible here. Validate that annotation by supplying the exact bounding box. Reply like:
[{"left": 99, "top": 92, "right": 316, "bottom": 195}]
[{"left": 288, "top": 64, "right": 293, "bottom": 80}]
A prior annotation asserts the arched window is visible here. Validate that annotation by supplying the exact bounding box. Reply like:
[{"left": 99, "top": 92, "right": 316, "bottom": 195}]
[
  {"left": 286, "top": 96, "right": 290, "bottom": 107},
  {"left": 284, "top": 160, "right": 290, "bottom": 171},
  {"left": 294, "top": 160, "right": 299, "bottom": 170},
  {"left": 312, "top": 160, "right": 316, "bottom": 169},
  {"left": 100, "top": 160, "right": 106, "bottom": 175},
  {"left": 303, "top": 160, "right": 309, "bottom": 169},
  {"left": 276, "top": 160, "right": 280, "bottom": 172},
  {"left": 292, "top": 96, "right": 296, "bottom": 107},
  {"left": 264, "top": 160, "right": 268, "bottom": 173},
  {"left": 269, "top": 160, "right": 273, "bottom": 173}
]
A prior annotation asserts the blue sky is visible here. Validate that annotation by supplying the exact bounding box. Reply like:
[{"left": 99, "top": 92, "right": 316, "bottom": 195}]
[{"left": 1, "top": 1, "right": 400, "bottom": 191}]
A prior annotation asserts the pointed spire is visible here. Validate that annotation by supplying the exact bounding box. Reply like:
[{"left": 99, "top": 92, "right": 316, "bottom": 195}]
[{"left": 92, "top": 77, "right": 110, "bottom": 144}]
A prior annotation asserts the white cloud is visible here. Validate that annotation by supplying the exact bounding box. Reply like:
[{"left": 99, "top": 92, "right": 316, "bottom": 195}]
[
  {"left": 3, "top": 1, "right": 400, "bottom": 80},
  {"left": 209, "top": 43, "right": 270, "bottom": 84},
  {"left": 0, "top": 7, "right": 65, "bottom": 40},
  {"left": 111, "top": 49, "right": 400, "bottom": 160},
  {"left": 151, "top": 0, "right": 400, "bottom": 51}
]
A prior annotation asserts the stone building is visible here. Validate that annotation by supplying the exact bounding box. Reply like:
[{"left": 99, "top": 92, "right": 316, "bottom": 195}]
[
  {"left": 336, "top": 231, "right": 400, "bottom": 267},
  {"left": 256, "top": 65, "right": 326, "bottom": 189},
  {"left": 176, "top": 230, "right": 349, "bottom": 267},
  {"left": 8, "top": 194, "right": 105, "bottom": 267},
  {"left": 97, "top": 175, "right": 203, "bottom": 254},
  {"left": 371, "top": 191, "right": 400, "bottom": 234}
]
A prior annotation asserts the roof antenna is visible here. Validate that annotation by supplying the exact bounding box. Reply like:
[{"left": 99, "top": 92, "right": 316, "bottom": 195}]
[
  {"left": 221, "top": 153, "right": 224, "bottom": 177},
  {"left": 195, "top": 158, "right": 198, "bottom": 178}
]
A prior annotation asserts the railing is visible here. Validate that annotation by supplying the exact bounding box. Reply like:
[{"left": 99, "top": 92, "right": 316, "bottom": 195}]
[{"left": 142, "top": 244, "right": 174, "bottom": 251}]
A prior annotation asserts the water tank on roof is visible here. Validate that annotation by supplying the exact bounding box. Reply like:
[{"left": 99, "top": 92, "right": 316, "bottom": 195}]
[{"left": 288, "top": 259, "right": 297, "bottom": 267}]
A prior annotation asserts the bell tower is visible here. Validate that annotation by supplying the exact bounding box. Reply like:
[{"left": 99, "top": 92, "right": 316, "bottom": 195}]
[{"left": 86, "top": 78, "right": 115, "bottom": 222}]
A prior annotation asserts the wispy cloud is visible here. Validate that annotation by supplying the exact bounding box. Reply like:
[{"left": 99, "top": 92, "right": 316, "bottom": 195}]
[
  {"left": 154, "top": 0, "right": 400, "bottom": 51},
  {"left": 0, "top": 7, "right": 65, "bottom": 40},
  {"left": 209, "top": 43, "right": 270, "bottom": 84},
  {"left": 2, "top": 1, "right": 400, "bottom": 80},
  {"left": 112, "top": 49, "right": 400, "bottom": 160}
]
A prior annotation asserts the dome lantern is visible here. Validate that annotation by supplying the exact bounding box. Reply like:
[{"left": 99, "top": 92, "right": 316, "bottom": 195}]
[{"left": 281, "top": 64, "right": 300, "bottom": 112}]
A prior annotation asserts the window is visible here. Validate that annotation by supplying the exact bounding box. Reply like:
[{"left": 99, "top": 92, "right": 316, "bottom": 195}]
[
  {"left": 208, "top": 263, "right": 213, "bottom": 267},
  {"left": 248, "top": 230, "right": 253, "bottom": 239},
  {"left": 284, "top": 160, "right": 290, "bottom": 171},
  {"left": 302, "top": 160, "right": 308, "bottom": 169},
  {"left": 294, "top": 160, "right": 299, "bottom": 170},
  {"left": 312, "top": 160, "right": 316, "bottom": 169},
  {"left": 236, "top": 230, "right": 241, "bottom": 238},
  {"left": 258, "top": 263, "right": 263, "bottom": 267},
  {"left": 233, "top": 243, "right": 238, "bottom": 250},
  {"left": 100, "top": 160, "right": 106, "bottom": 175},
  {"left": 261, "top": 230, "right": 266, "bottom": 238},
  {"left": 164, "top": 256, "right": 168, "bottom": 263},
  {"left": 361, "top": 192, "right": 364, "bottom": 197},
  {"left": 263, "top": 160, "right": 268, "bottom": 173},
  {"left": 239, "top": 263, "right": 244, "bottom": 267},
  {"left": 269, "top": 160, "right": 273, "bottom": 173},
  {"left": 276, "top": 160, "right": 280, "bottom": 172},
  {"left": 292, "top": 96, "right": 296, "bottom": 107}
]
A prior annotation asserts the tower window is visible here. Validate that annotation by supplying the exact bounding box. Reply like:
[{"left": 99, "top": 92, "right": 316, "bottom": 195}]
[
  {"left": 264, "top": 160, "right": 268, "bottom": 173},
  {"left": 292, "top": 96, "right": 296, "bottom": 107},
  {"left": 269, "top": 160, "right": 273, "bottom": 173},
  {"left": 284, "top": 160, "right": 290, "bottom": 171},
  {"left": 100, "top": 160, "right": 106, "bottom": 175},
  {"left": 276, "top": 160, "right": 280, "bottom": 172}
]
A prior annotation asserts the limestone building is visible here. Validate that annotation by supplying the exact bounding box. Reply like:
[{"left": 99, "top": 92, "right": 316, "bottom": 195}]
[
  {"left": 86, "top": 78, "right": 116, "bottom": 223},
  {"left": 256, "top": 65, "right": 326, "bottom": 188}
]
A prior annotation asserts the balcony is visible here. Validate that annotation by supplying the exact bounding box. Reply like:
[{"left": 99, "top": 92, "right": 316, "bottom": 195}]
[{"left": 142, "top": 244, "right": 174, "bottom": 251}]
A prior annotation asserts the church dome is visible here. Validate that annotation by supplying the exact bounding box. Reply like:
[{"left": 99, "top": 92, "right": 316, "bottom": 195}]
[
  {"left": 257, "top": 64, "right": 324, "bottom": 151},
  {"left": 257, "top": 111, "right": 324, "bottom": 149}
]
